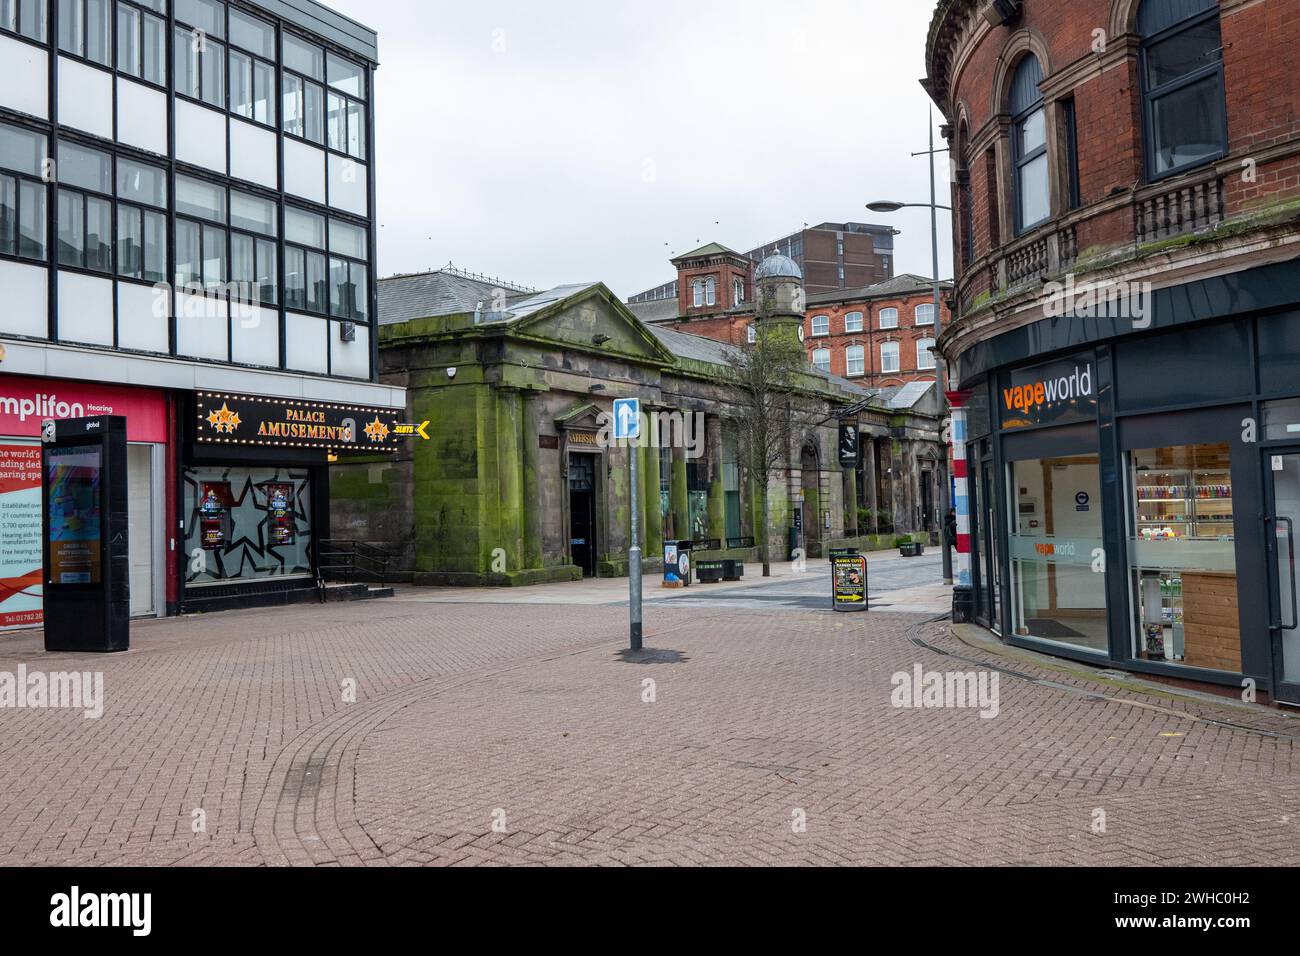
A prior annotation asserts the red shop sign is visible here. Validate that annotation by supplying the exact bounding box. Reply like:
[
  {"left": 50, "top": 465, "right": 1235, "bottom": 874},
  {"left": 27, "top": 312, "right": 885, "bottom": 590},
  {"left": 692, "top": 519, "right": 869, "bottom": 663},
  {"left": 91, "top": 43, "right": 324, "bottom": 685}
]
[{"left": 0, "top": 375, "right": 167, "bottom": 443}]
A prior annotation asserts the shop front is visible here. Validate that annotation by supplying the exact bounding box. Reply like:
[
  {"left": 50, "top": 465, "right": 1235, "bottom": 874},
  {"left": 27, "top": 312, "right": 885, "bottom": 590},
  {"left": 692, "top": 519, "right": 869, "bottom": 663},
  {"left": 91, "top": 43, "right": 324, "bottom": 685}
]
[
  {"left": 957, "top": 262, "right": 1300, "bottom": 705},
  {"left": 181, "top": 390, "right": 398, "bottom": 612},
  {"left": 0, "top": 375, "right": 172, "bottom": 630}
]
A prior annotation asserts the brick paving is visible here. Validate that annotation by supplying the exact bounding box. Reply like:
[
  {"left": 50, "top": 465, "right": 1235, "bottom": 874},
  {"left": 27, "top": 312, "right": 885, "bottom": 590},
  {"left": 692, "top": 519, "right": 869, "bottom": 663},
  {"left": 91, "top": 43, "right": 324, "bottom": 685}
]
[{"left": 0, "top": 588, "right": 1297, "bottom": 866}]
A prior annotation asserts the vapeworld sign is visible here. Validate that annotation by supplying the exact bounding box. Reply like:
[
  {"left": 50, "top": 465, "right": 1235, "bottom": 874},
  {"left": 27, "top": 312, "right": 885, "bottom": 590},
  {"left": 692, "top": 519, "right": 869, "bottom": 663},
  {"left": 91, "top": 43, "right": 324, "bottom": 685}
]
[{"left": 1000, "top": 356, "right": 1097, "bottom": 430}]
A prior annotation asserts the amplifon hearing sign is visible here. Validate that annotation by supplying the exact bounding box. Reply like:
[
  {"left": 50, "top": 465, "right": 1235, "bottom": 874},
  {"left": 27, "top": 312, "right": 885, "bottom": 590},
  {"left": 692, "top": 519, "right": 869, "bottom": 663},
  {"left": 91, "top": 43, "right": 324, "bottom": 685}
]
[
  {"left": 1000, "top": 356, "right": 1098, "bottom": 430},
  {"left": 0, "top": 376, "right": 167, "bottom": 443}
]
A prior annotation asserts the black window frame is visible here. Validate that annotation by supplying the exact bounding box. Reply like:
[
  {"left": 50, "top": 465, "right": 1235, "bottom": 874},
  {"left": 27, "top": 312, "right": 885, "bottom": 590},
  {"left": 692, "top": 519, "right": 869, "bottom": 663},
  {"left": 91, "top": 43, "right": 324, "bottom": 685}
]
[
  {"left": 55, "top": 139, "right": 114, "bottom": 274},
  {"left": 227, "top": 187, "right": 278, "bottom": 307},
  {"left": 325, "top": 50, "right": 367, "bottom": 161},
  {"left": 115, "top": 0, "right": 168, "bottom": 88},
  {"left": 283, "top": 204, "right": 327, "bottom": 314},
  {"left": 281, "top": 29, "right": 326, "bottom": 147},
  {"left": 227, "top": 6, "right": 277, "bottom": 129},
  {"left": 1139, "top": 5, "right": 1228, "bottom": 183},
  {"left": 173, "top": 171, "right": 229, "bottom": 292},
  {"left": 57, "top": 0, "right": 113, "bottom": 68},
  {"left": 114, "top": 153, "right": 169, "bottom": 284},
  {"left": 173, "top": 1, "right": 226, "bottom": 111},
  {"left": 0, "top": 0, "right": 48, "bottom": 44},
  {"left": 1009, "top": 57, "right": 1049, "bottom": 237},
  {"left": 0, "top": 120, "right": 49, "bottom": 264}
]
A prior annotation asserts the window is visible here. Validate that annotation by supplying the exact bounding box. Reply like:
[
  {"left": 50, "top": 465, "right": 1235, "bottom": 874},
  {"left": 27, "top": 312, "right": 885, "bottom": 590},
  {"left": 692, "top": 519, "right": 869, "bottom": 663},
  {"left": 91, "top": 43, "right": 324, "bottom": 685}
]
[
  {"left": 328, "top": 217, "right": 368, "bottom": 320},
  {"left": 174, "top": 0, "right": 225, "bottom": 108},
  {"left": 0, "top": 121, "right": 47, "bottom": 261},
  {"left": 58, "top": 0, "right": 110, "bottom": 65},
  {"left": 229, "top": 9, "right": 276, "bottom": 126},
  {"left": 174, "top": 174, "right": 226, "bottom": 290},
  {"left": 811, "top": 348, "right": 831, "bottom": 373},
  {"left": 1009, "top": 55, "right": 1049, "bottom": 234},
  {"left": 284, "top": 206, "right": 327, "bottom": 313},
  {"left": 917, "top": 337, "right": 937, "bottom": 371},
  {"left": 733, "top": 276, "right": 744, "bottom": 306},
  {"left": 117, "top": 1, "right": 166, "bottom": 86},
  {"left": 703, "top": 276, "right": 716, "bottom": 307},
  {"left": 1127, "top": 442, "right": 1239, "bottom": 669},
  {"left": 746, "top": 324, "right": 756, "bottom": 344},
  {"left": 880, "top": 342, "right": 900, "bottom": 374},
  {"left": 326, "top": 52, "right": 367, "bottom": 160},
  {"left": 1010, "top": 454, "right": 1106, "bottom": 653},
  {"left": 811, "top": 315, "right": 829, "bottom": 337},
  {"left": 844, "top": 311, "right": 863, "bottom": 333},
  {"left": 2, "top": 0, "right": 47, "bottom": 41},
  {"left": 915, "top": 303, "right": 936, "bottom": 326},
  {"left": 229, "top": 190, "right": 276, "bottom": 305},
  {"left": 846, "top": 345, "right": 865, "bottom": 377},
  {"left": 691, "top": 278, "right": 703, "bottom": 308},
  {"left": 1061, "top": 97, "right": 1081, "bottom": 210},
  {"left": 879, "top": 307, "right": 899, "bottom": 330},
  {"left": 1139, "top": 0, "right": 1226, "bottom": 181},
  {"left": 56, "top": 141, "right": 111, "bottom": 272},
  {"left": 116, "top": 158, "right": 166, "bottom": 283}
]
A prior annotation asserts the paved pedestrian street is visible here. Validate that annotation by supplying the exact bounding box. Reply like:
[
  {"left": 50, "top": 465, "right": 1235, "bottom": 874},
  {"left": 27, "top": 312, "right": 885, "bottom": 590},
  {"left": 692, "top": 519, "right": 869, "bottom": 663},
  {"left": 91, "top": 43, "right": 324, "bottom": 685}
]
[{"left": 1, "top": 557, "right": 1297, "bottom": 867}]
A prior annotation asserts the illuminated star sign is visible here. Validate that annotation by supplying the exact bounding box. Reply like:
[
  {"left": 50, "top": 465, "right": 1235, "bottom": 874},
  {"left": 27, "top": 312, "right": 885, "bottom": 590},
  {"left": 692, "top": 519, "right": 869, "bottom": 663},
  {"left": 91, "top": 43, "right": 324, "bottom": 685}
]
[
  {"left": 207, "top": 403, "right": 242, "bottom": 435},
  {"left": 364, "top": 417, "right": 391, "bottom": 443}
]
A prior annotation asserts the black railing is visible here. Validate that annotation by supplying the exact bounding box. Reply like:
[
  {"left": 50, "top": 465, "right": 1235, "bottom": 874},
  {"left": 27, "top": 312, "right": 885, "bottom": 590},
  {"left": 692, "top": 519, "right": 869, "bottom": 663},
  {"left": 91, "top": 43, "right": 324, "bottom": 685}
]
[
  {"left": 726, "top": 536, "right": 755, "bottom": 549},
  {"left": 318, "top": 540, "right": 393, "bottom": 586},
  {"left": 691, "top": 538, "right": 722, "bottom": 552}
]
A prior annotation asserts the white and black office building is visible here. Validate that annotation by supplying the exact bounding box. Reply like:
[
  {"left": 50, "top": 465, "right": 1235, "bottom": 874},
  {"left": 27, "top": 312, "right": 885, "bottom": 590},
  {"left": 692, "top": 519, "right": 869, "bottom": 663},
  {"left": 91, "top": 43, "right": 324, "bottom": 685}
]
[{"left": 0, "top": 0, "right": 404, "bottom": 625}]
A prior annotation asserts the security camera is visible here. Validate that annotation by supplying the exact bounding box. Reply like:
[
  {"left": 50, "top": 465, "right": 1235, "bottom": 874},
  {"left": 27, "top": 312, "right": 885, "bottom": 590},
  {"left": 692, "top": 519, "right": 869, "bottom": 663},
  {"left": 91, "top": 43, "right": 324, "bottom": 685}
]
[{"left": 446, "top": 367, "right": 458, "bottom": 379}]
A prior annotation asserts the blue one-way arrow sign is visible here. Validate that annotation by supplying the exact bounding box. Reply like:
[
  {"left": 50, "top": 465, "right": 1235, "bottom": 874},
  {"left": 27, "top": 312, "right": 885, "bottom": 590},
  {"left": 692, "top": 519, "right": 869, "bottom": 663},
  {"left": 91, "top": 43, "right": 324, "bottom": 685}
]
[{"left": 613, "top": 398, "right": 641, "bottom": 441}]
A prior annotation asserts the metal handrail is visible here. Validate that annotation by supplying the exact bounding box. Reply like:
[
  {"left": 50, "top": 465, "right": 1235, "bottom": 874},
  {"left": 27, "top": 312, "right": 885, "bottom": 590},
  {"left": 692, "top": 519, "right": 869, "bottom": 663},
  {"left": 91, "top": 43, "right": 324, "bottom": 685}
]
[{"left": 318, "top": 539, "right": 393, "bottom": 586}]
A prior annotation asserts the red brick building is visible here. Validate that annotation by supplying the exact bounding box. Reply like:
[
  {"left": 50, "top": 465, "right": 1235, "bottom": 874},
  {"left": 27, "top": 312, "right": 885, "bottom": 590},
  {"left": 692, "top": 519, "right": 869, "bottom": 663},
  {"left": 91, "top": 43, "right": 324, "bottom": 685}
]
[
  {"left": 926, "top": 0, "right": 1300, "bottom": 703},
  {"left": 627, "top": 244, "right": 952, "bottom": 389}
]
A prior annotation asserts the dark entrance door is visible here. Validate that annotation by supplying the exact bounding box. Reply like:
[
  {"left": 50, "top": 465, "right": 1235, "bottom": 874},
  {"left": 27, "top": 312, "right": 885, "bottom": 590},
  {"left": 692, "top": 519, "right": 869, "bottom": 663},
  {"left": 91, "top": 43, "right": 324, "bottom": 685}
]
[
  {"left": 1265, "top": 450, "right": 1300, "bottom": 706},
  {"left": 982, "top": 455, "right": 1002, "bottom": 633},
  {"left": 921, "top": 469, "right": 935, "bottom": 535},
  {"left": 569, "top": 454, "right": 597, "bottom": 577}
]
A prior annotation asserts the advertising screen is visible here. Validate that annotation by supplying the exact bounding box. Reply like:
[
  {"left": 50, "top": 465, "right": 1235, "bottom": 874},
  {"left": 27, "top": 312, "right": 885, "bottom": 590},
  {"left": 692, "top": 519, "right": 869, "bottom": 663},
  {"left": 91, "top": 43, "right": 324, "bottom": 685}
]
[
  {"left": 46, "top": 446, "right": 103, "bottom": 586},
  {"left": 0, "top": 444, "right": 43, "bottom": 627}
]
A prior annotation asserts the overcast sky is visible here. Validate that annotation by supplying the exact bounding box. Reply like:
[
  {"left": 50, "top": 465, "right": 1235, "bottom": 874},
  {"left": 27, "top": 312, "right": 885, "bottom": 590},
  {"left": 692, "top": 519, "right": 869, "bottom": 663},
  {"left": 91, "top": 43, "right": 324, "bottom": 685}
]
[{"left": 324, "top": 0, "right": 954, "bottom": 297}]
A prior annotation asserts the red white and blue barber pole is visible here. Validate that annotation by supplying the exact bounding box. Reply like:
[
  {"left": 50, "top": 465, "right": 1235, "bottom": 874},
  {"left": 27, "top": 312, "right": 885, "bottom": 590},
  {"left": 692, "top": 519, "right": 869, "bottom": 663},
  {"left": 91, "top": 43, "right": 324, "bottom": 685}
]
[{"left": 946, "top": 391, "right": 974, "bottom": 620}]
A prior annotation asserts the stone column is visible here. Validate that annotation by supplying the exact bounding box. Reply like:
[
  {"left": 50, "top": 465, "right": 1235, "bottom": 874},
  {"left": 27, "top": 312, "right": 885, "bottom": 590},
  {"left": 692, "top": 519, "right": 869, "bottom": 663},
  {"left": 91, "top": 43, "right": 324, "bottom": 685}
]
[
  {"left": 642, "top": 440, "right": 664, "bottom": 565},
  {"left": 863, "top": 436, "right": 879, "bottom": 534},
  {"left": 496, "top": 387, "right": 524, "bottom": 573},
  {"left": 521, "top": 391, "right": 543, "bottom": 571},
  {"left": 671, "top": 440, "right": 689, "bottom": 544},
  {"left": 706, "top": 415, "right": 725, "bottom": 544},
  {"left": 891, "top": 435, "right": 908, "bottom": 534}
]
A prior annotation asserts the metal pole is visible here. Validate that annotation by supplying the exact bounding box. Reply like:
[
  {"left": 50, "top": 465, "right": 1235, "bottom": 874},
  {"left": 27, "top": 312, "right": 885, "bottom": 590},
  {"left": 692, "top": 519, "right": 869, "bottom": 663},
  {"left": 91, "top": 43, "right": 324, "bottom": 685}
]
[
  {"left": 629, "top": 442, "right": 643, "bottom": 651},
  {"left": 928, "top": 106, "right": 955, "bottom": 587}
]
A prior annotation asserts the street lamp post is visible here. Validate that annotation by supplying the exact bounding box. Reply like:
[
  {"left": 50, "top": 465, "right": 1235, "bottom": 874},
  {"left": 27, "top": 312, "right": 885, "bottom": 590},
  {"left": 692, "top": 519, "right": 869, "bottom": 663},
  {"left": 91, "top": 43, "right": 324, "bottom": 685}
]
[{"left": 867, "top": 109, "right": 954, "bottom": 586}]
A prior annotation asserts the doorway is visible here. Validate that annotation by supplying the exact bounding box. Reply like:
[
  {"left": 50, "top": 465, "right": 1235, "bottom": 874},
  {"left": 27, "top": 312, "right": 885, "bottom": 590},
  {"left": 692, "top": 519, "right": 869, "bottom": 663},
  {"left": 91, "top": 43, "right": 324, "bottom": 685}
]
[
  {"left": 127, "top": 443, "right": 161, "bottom": 618},
  {"left": 568, "top": 453, "right": 598, "bottom": 577},
  {"left": 1265, "top": 450, "right": 1300, "bottom": 706},
  {"left": 800, "top": 444, "right": 821, "bottom": 556}
]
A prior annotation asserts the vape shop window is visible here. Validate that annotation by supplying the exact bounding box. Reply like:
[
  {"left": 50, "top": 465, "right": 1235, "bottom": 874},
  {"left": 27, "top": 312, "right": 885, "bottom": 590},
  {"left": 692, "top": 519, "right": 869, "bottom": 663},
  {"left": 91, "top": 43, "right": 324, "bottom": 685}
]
[
  {"left": 1008, "top": 455, "right": 1107, "bottom": 652},
  {"left": 1127, "top": 443, "right": 1240, "bottom": 671},
  {"left": 183, "top": 468, "right": 313, "bottom": 586}
]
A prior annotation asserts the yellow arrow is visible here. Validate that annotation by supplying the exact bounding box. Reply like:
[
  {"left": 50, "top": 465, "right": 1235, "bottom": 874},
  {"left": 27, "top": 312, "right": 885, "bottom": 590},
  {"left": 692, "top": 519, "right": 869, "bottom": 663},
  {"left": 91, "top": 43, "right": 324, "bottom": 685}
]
[{"left": 418, "top": 420, "right": 431, "bottom": 440}]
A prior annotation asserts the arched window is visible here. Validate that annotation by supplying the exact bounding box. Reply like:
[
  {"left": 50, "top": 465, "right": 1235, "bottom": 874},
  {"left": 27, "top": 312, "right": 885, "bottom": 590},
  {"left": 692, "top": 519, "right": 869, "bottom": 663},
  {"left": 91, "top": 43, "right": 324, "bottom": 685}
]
[
  {"left": 811, "top": 315, "right": 829, "bottom": 337},
  {"left": 811, "top": 348, "right": 831, "bottom": 373},
  {"left": 692, "top": 278, "right": 704, "bottom": 308},
  {"left": 704, "top": 276, "right": 717, "bottom": 306},
  {"left": 733, "top": 276, "right": 745, "bottom": 305},
  {"left": 879, "top": 307, "right": 899, "bottom": 330},
  {"left": 845, "top": 345, "right": 865, "bottom": 377},
  {"left": 915, "top": 303, "right": 936, "bottom": 326},
  {"left": 845, "top": 311, "right": 864, "bottom": 333},
  {"left": 1138, "top": 0, "right": 1226, "bottom": 181},
  {"left": 1009, "top": 55, "right": 1049, "bottom": 234},
  {"left": 880, "top": 342, "right": 900, "bottom": 374}
]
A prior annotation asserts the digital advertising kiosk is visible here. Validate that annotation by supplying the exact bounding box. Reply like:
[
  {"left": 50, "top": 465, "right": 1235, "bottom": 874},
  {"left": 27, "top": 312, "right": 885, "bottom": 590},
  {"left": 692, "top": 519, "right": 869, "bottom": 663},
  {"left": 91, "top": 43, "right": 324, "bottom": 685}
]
[{"left": 41, "top": 416, "right": 130, "bottom": 653}]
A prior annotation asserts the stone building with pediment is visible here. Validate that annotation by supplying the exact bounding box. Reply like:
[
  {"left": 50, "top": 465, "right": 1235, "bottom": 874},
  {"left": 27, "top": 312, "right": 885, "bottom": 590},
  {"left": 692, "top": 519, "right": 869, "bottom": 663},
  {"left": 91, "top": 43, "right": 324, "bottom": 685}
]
[{"left": 331, "top": 265, "right": 947, "bottom": 586}]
